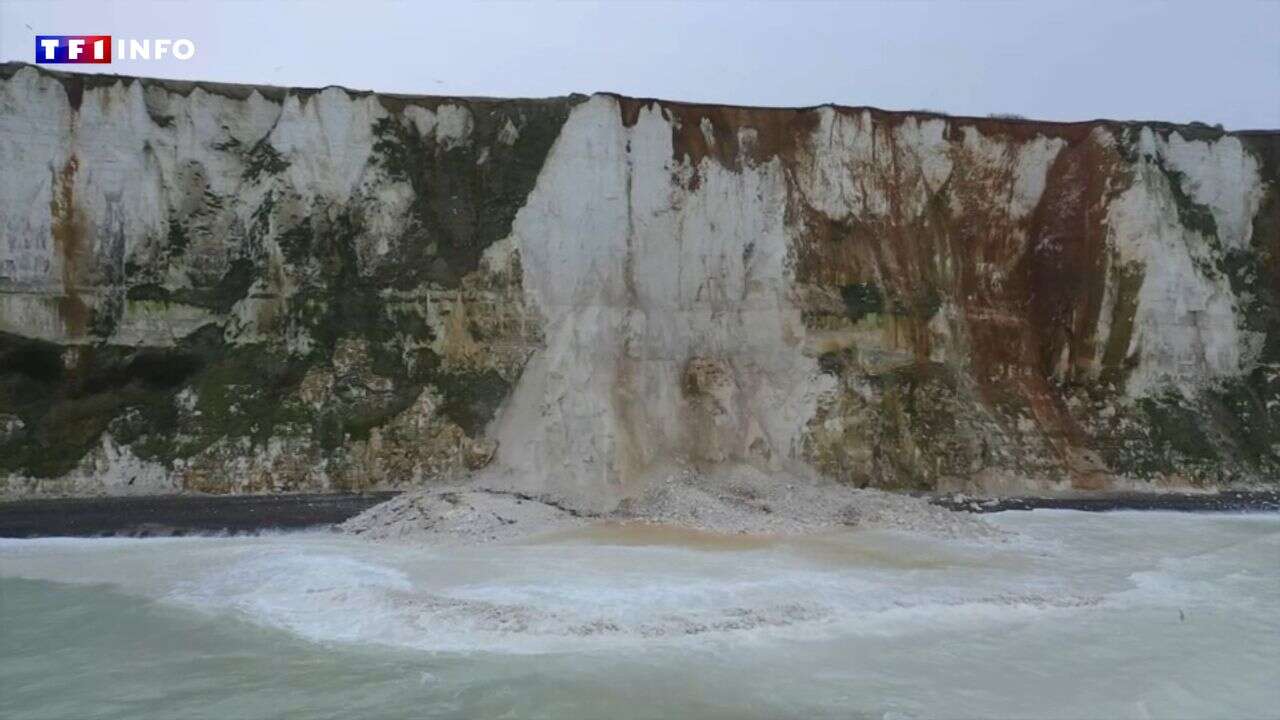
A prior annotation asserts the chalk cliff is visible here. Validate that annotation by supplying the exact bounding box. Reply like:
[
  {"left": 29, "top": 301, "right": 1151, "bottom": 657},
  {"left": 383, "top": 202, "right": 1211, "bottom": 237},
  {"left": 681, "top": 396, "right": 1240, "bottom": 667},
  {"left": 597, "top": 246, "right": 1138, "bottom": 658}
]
[{"left": 2, "top": 63, "right": 1276, "bottom": 501}]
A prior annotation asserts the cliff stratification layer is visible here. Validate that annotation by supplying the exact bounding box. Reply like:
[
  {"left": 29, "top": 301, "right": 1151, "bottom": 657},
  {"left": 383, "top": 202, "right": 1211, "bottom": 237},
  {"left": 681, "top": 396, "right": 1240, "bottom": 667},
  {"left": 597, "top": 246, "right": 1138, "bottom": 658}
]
[{"left": 2, "top": 63, "right": 1276, "bottom": 501}]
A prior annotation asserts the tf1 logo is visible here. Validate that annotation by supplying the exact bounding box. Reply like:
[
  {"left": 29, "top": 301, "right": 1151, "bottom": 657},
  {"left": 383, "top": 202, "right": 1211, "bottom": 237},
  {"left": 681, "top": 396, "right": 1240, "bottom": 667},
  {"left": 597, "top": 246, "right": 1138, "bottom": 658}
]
[{"left": 35, "top": 36, "right": 196, "bottom": 64}]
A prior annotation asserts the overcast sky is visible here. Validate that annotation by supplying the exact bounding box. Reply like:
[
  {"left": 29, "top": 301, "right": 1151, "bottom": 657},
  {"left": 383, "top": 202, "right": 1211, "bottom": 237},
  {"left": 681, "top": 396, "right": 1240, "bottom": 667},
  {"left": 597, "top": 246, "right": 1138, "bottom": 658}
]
[{"left": 2, "top": 0, "right": 1277, "bottom": 129}]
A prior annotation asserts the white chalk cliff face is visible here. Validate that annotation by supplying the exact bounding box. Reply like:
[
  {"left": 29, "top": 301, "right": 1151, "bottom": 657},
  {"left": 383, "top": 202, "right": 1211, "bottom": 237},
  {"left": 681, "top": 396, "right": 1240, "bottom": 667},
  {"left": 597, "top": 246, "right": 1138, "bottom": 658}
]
[
  {"left": 1, "top": 63, "right": 1276, "bottom": 501},
  {"left": 488, "top": 97, "right": 824, "bottom": 511}
]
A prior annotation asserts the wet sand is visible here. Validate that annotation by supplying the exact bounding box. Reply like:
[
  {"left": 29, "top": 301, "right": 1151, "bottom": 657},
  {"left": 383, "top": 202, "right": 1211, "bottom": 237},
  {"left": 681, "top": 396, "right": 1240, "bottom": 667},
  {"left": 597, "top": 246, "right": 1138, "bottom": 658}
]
[
  {"left": 930, "top": 489, "right": 1280, "bottom": 514},
  {"left": 0, "top": 492, "right": 398, "bottom": 538},
  {"left": 532, "top": 521, "right": 784, "bottom": 550},
  {"left": 2, "top": 488, "right": 1277, "bottom": 539}
]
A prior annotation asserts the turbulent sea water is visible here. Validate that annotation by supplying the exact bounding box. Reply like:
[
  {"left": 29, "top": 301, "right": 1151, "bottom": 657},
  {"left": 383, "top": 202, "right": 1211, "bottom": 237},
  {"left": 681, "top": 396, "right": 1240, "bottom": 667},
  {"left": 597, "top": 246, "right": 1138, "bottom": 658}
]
[{"left": 1, "top": 511, "right": 1277, "bottom": 719}]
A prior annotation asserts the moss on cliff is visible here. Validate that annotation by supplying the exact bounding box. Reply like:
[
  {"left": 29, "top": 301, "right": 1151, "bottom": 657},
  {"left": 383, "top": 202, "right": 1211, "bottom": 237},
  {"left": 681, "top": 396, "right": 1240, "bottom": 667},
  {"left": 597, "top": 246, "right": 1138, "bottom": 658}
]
[
  {"left": 0, "top": 333, "right": 204, "bottom": 477},
  {"left": 839, "top": 283, "right": 884, "bottom": 323},
  {"left": 433, "top": 369, "right": 512, "bottom": 436},
  {"left": 0, "top": 92, "right": 576, "bottom": 484},
  {"left": 1099, "top": 263, "right": 1145, "bottom": 388},
  {"left": 241, "top": 139, "right": 290, "bottom": 182},
  {"left": 1139, "top": 391, "right": 1219, "bottom": 464},
  {"left": 370, "top": 99, "right": 574, "bottom": 288},
  {"left": 1153, "top": 158, "right": 1219, "bottom": 241}
]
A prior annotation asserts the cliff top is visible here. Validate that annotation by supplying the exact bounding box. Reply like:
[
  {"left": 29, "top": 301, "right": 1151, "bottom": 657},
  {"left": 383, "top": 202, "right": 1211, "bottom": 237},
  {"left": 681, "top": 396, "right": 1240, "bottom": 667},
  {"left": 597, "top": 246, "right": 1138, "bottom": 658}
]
[{"left": 5, "top": 61, "right": 1276, "bottom": 138}]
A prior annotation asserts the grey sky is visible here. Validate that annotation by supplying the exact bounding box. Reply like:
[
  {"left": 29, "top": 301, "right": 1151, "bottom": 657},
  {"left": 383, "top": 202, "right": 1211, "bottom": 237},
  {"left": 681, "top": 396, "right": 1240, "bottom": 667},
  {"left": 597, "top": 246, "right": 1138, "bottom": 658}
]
[{"left": 2, "top": 0, "right": 1277, "bottom": 129}]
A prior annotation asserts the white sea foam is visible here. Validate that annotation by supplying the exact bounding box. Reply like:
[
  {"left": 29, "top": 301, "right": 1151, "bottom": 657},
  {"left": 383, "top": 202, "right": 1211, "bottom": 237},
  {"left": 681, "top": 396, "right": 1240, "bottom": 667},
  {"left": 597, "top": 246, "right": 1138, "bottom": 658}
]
[{"left": 3, "top": 513, "right": 1272, "bottom": 655}]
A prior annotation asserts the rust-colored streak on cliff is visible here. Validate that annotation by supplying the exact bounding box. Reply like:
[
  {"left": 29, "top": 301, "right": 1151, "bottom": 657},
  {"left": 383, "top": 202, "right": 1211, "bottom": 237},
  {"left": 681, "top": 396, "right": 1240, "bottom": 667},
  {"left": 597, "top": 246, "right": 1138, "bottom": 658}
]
[
  {"left": 49, "top": 155, "right": 90, "bottom": 338},
  {"left": 616, "top": 96, "right": 819, "bottom": 173},
  {"left": 1024, "top": 132, "right": 1127, "bottom": 382}
]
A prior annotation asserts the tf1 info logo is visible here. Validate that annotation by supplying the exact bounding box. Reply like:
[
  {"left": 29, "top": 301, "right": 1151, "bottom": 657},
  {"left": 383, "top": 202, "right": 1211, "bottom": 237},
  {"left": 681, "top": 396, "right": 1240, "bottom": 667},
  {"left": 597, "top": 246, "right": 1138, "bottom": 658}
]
[{"left": 35, "top": 36, "right": 196, "bottom": 64}]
